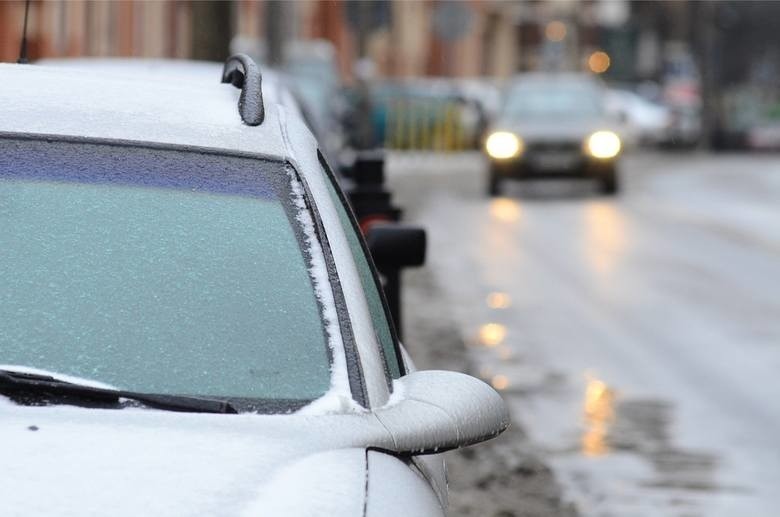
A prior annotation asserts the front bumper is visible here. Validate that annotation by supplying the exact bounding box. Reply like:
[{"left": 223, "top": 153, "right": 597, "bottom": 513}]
[{"left": 489, "top": 146, "right": 617, "bottom": 179}]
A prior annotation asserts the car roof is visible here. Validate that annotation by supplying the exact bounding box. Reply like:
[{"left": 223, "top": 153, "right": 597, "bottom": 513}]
[
  {"left": 37, "top": 58, "right": 303, "bottom": 113},
  {"left": 0, "top": 62, "right": 300, "bottom": 161}
]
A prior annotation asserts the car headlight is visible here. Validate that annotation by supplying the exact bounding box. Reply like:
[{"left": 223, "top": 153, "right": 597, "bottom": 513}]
[
  {"left": 586, "top": 131, "right": 621, "bottom": 159},
  {"left": 485, "top": 132, "right": 523, "bottom": 159}
]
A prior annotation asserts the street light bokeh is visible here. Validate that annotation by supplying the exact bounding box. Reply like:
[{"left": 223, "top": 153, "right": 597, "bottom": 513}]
[
  {"left": 587, "top": 50, "right": 611, "bottom": 74},
  {"left": 545, "top": 20, "right": 567, "bottom": 42}
]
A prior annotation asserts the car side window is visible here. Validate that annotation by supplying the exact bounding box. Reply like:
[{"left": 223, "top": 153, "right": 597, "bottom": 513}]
[{"left": 319, "top": 158, "right": 403, "bottom": 380}]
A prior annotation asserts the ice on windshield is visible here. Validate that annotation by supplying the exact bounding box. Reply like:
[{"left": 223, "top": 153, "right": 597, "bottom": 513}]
[{"left": 0, "top": 138, "right": 334, "bottom": 407}]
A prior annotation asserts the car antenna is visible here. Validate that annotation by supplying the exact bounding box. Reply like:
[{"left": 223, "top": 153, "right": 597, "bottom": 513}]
[
  {"left": 221, "top": 54, "right": 265, "bottom": 126},
  {"left": 17, "top": 0, "right": 31, "bottom": 64}
]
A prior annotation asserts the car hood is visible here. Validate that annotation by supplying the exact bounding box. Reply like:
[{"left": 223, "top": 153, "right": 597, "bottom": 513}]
[
  {"left": 0, "top": 399, "right": 384, "bottom": 517},
  {"left": 492, "top": 116, "right": 615, "bottom": 143}
]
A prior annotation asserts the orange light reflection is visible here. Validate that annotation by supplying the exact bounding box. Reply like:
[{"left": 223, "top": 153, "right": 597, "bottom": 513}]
[
  {"left": 491, "top": 374, "right": 509, "bottom": 391},
  {"left": 581, "top": 373, "right": 615, "bottom": 457},
  {"left": 489, "top": 198, "right": 522, "bottom": 223},
  {"left": 486, "top": 291, "right": 512, "bottom": 309},
  {"left": 478, "top": 323, "right": 506, "bottom": 347},
  {"left": 584, "top": 202, "right": 626, "bottom": 275}
]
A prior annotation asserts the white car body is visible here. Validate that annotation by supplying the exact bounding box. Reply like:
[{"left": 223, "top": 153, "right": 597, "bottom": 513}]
[
  {"left": 605, "top": 88, "right": 672, "bottom": 147},
  {"left": 0, "top": 62, "right": 508, "bottom": 516}
]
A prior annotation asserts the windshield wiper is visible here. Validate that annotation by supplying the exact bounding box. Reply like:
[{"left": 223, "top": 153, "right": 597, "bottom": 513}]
[{"left": 0, "top": 369, "right": 237, "bottom": 414}]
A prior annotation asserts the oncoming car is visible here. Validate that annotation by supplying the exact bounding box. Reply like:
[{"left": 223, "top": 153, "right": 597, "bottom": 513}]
[
  {"left": 0, "top": 57, "right": 508, "bottom": 516},
  {"left": 484, "top": 73, "right": 622, "bottom": 195}
]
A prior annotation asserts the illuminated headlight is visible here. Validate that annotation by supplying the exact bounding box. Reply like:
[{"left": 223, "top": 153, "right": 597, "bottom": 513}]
[
  {"left": 485, "top": 132, "right": 523, "bottom": 159},
  {"left": 586, "top": 131, "right": 621, "bottom": 159}
]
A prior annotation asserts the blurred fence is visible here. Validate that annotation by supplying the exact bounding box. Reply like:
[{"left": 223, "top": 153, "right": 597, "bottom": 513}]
[{"left": 382, "top": 98, "right": 482, "bottom": 152}]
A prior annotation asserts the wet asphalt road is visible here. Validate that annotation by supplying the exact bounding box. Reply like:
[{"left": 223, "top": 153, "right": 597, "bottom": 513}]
[{"left": 387, "top": 151, "right": 780, "bottom": 516}]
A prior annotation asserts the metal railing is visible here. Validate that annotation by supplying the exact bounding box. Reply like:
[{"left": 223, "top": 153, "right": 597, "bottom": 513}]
[{"left": 383, "top": 98, "right": 478, "bottom": 152}]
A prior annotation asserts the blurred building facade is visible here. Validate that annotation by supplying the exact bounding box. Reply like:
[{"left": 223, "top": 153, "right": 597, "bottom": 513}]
[
  {"left": 0, "top": 1, "right": 757, "bottom": 78},
  {"left": 2, "top": 1, "right": 778, "bottom": 106},
  {"left": 0, "top": 0, "right": 641, "bottom": 80},
  {"left": 0, "top": 1, "right": 192, "bottom": 61}
]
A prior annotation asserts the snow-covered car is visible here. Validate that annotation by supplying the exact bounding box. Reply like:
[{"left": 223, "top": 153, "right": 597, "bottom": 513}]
[
  {"left": 485, "top": 73, "right": 623, "bottom": 196},
  {"left": 0, "top": 57, "right": 509, "bottom": 516}
]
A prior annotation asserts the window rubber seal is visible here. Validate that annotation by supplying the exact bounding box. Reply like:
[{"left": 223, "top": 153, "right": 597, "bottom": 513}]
[
  {"left": 285, "top": 159, "right": 370, "bottom": 408},
  {"left": 316, "top": 150, "right": 407, "bottom": 381}
]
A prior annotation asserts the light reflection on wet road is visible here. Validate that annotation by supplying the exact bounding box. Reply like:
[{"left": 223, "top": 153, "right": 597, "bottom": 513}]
[
  {"left": 582, "top": 202, "right": 625, "bottom": 277},
  {"left": 581, "top": 374, "right": 615, "bottom": 458},
  {"left": 388, "top": 151, "right": 780, "bottom": 516}
]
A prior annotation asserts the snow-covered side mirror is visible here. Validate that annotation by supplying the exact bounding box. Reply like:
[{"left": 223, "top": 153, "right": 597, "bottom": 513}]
[{"left": 374, "top": 370, "right": 510, "bottom": 455}]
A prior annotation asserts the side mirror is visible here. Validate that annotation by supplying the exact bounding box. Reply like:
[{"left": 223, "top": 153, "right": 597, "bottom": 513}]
[
  {"left": 365, "top": 224, "right": 426, "bottom": 269},
  {"left": 374, "top": 370, "right": 510, "bottom": 454}
]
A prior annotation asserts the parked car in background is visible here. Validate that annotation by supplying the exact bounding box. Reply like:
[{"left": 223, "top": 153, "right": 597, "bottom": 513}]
[
  {"left": 663, "top": 104, "right": 702, "bottom": 148},
  {"left": 713, "top": 84, "right": 780, "bottom": 150},
  {"left": 0, "top": 57, "right": 508, "bottom": 516},
  {"left": 606, "top": 88, "right": 672, "bottom": 147},
  {"left": 484, "top": 73, "right": 622, "bottom": 195},
  {"left": 661, "top": 44, "right": 702, "bottom": 148},
  {"left": 746, "top": 120, "right": 780, "bottom": 150}
]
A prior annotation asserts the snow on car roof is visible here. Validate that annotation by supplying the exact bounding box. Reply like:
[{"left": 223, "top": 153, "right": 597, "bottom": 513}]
[
  {"left": 0, "top": 62, "right": 291, "bottom": 160},
  {"left": 37, "top": 58, "right": 300, "bottom": 110}
]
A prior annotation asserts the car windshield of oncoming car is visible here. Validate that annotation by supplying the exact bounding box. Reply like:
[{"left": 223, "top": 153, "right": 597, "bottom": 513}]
[
  {"left": 505, "top": 83, "right": 603, "bottom": 118},
  {"left": 0, "top": 138, "right": 334, "bottom": 408}
]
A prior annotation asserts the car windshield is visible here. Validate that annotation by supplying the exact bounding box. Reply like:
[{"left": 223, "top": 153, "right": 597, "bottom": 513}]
[
  {"left": 0, "top": 138, "right": 333, "bottom": 410},
  {"left": 504, "top": 81, "right": 603, "bottom": 118}
]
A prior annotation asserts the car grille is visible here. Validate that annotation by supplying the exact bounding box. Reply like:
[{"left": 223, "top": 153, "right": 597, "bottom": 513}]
[{"left": 527, "top": 141, "right": 581, "bottom": 153}]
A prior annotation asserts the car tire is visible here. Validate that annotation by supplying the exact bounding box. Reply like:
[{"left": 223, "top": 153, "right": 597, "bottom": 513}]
[
  {"left": 599, "top": 169, "right": 619, "bottom": 195},
  {"left": 488, "top": 168, "right": 502, "bottom": 196}
]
